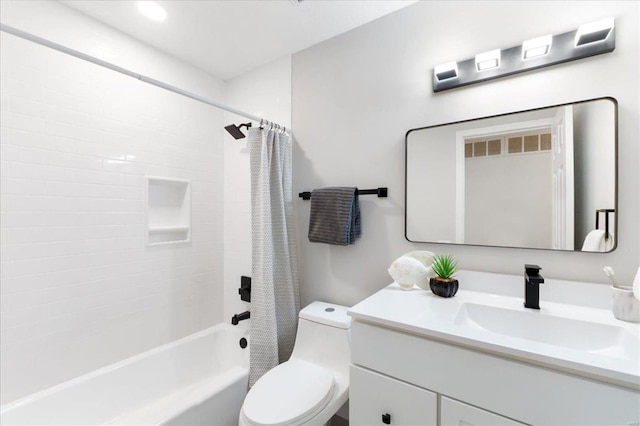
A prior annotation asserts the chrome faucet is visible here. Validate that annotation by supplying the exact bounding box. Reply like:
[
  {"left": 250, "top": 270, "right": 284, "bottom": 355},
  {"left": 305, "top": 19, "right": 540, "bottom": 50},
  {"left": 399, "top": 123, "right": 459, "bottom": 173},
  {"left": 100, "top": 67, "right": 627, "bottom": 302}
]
[{"left": 524, "top": 264, "right": 544, "bottom": 309}]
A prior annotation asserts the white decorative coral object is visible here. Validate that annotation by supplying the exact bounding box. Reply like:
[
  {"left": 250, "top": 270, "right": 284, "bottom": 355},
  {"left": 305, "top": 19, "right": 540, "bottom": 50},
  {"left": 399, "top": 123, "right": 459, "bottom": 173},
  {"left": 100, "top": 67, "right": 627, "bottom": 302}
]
[{"left": 387, "top": 251, "right": 436, "bottom": 290}]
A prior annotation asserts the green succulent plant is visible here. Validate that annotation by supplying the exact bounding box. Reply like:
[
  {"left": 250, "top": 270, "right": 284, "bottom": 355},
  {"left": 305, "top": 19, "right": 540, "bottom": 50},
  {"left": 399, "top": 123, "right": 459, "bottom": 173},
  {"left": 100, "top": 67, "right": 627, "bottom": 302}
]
[{"left": 432, "top": 254, "right": 457, "bottom": 279}]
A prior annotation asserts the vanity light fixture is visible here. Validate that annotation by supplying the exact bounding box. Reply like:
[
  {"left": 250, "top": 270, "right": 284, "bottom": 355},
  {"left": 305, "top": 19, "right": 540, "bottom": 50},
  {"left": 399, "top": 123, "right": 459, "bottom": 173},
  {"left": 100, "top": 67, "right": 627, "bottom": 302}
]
[
  {"left": 137, "top": 1, "right": 167, "bottom": 22},
  {"left": 432, "top": 17, "right": 615, "bottom": 92},
  {"left": 522, "top": 35, "right": 552, "bottom": 60},
  {"left": 475, "top": 49, "right": 501, "bottom": 71},
  {"left": 575, "top": 17, "right": 614, "bottom": 47},
  {"left": 434, "top": 62, "right": 459, "bottom": 82}
]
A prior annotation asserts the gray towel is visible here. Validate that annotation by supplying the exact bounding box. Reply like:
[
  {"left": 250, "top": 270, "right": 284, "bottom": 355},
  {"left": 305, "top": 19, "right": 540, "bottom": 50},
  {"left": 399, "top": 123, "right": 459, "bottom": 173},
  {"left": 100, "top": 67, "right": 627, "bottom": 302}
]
[{"left": 308, "top": 187, "right": 361, "bottom": 245}]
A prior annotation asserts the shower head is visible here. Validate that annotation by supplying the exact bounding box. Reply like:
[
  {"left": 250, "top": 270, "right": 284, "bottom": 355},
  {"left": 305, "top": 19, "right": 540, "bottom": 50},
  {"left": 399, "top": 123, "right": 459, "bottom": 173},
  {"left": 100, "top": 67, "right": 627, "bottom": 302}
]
[{"left": 225, "top": 122, "right": 252, "bottom": 139}]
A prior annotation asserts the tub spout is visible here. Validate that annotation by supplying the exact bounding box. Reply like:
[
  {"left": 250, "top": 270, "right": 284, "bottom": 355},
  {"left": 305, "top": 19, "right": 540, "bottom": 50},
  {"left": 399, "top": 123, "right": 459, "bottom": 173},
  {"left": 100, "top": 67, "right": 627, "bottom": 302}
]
[{"left": 231, "top": 311, "right": 250, "bottom": 325}]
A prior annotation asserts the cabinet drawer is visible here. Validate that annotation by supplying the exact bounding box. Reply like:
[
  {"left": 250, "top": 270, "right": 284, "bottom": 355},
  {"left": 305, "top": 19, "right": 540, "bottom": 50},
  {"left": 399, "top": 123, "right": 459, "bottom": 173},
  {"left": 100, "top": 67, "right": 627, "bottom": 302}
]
[
  {"left": 350, "top": 365, "right": 437, "bottom": 426},
  {"left": 441, "top": 397, "right": 525, "bottom": 426}
]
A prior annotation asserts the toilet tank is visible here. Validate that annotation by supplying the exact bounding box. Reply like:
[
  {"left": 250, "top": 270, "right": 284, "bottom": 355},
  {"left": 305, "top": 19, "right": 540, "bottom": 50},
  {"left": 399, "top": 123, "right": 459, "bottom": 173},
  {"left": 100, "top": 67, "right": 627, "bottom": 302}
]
[
  {"left": 299, "top": 301, "right": 351, "bottom": 329},
  {"left": 290, "top": 302, "right": 352, "bottom": 374}
]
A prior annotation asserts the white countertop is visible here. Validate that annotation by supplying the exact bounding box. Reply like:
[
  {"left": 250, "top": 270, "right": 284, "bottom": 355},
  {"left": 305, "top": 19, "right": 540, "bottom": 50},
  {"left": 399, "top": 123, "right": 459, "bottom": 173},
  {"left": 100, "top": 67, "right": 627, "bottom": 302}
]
[{"left": 348, "top": 282, "right": 640, "bottom": 390}]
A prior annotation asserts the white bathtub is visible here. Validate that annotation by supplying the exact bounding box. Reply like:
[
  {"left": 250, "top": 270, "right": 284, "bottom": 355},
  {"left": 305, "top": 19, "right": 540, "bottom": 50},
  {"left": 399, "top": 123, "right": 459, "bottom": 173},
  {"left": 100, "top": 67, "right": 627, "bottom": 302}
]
[{"left": 0, "top": 323, "right": 249, "bottom": 426}]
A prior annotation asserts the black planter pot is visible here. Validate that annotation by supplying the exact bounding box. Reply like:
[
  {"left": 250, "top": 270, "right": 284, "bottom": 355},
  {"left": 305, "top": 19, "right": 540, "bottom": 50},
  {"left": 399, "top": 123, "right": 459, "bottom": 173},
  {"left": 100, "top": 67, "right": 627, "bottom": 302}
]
[{"left": 429, "top": 277, "right": 459, "bottom": 298}]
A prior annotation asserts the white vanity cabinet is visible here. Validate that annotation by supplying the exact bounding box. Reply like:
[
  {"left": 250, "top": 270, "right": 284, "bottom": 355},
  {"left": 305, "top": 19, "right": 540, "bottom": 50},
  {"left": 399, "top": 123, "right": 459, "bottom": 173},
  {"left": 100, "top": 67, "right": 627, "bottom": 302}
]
[{"left": 349, "top": 320, "right": 639, "bottom": 426}]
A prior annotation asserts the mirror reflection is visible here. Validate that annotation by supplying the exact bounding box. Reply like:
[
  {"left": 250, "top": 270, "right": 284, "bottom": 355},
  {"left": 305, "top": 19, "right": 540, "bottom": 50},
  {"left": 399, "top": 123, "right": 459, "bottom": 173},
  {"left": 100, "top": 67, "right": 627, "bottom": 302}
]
[{"left": 405, "top": 98, "right": 617, "bottom": 252}]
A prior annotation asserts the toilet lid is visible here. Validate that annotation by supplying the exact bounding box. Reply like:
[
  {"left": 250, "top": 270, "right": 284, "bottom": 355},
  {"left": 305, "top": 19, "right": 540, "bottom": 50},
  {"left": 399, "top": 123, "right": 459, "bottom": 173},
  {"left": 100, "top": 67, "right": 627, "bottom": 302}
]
[{"left": 242, "top": 359, "right": 335, "bottom": 426}]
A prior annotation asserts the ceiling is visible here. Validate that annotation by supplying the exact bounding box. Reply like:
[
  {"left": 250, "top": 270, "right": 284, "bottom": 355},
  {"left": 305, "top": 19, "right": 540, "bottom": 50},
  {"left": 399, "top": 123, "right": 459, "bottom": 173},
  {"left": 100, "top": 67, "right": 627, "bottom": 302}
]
[{"left": 60, "top": 0, "right": 417, "bottom": 81}]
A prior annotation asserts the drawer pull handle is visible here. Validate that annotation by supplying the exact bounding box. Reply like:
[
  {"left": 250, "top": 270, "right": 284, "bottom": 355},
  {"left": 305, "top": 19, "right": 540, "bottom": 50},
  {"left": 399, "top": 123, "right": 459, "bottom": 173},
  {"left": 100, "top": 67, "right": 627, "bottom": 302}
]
[{"left": 382, "top": 413, "right": 391, "bottom": 424}]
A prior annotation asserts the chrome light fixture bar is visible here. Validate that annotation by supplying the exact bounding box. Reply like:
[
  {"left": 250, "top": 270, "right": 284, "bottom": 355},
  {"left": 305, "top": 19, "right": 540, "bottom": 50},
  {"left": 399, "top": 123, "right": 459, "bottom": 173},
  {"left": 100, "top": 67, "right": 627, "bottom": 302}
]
[{"left": 432, "top": 18, "right": 615, "bottom": 92}]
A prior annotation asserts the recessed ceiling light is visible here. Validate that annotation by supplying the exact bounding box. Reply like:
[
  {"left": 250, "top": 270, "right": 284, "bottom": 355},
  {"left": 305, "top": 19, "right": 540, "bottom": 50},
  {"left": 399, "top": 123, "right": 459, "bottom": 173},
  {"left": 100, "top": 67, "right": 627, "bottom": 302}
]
[{"left": 137, "top": 1, "right": 167, "bottom": 22}]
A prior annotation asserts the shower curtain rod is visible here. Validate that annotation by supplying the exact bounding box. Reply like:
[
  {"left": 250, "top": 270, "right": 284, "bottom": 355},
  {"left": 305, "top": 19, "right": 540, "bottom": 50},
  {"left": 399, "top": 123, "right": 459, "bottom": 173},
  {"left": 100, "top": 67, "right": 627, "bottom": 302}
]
[{"left": 0, "top": 23, "right": 285, "bottom": 130}]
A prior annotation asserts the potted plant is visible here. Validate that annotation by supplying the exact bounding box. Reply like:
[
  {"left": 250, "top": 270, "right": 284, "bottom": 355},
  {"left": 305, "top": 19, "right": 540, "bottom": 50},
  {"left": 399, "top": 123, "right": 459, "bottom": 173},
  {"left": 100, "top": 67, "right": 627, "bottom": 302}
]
[{"left": 429, "top": 254, "right": 459, "bottom": 298}]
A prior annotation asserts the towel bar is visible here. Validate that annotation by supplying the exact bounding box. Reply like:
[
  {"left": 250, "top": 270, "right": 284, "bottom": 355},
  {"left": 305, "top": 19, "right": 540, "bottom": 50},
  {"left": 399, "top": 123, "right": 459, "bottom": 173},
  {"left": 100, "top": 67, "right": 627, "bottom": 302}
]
[
  {"left": 298, "top": 187, "right": 388, "bottom": 200},
  {"left": 595, "top": 208, "right": 615, "bottom": 240}
]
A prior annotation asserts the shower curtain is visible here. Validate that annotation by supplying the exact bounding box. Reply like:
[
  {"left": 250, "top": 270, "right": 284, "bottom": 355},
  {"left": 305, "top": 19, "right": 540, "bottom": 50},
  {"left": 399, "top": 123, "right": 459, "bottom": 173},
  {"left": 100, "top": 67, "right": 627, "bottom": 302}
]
[{"left": 248, "top": 126, "right": 300, "bottom": 386}]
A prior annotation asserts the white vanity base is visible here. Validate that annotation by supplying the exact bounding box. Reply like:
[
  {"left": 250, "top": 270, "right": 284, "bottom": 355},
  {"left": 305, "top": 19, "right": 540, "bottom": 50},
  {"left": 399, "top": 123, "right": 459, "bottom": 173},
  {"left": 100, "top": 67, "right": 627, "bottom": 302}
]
[{"left": 350, "top": 321, "right": 638, "bottom": 426}]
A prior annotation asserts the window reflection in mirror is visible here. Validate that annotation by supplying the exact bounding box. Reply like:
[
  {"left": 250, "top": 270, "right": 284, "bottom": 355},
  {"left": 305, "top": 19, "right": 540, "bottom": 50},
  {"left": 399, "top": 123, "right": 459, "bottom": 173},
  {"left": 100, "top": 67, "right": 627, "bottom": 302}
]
[{"left": 405, "top": 97, "right": 617, "bottom": 252}]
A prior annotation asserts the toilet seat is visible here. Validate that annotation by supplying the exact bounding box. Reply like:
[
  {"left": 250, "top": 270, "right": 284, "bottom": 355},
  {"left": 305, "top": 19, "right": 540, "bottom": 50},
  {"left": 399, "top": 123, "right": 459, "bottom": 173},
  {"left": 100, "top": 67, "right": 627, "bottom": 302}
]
[{"left": 241, "top": 359, "right": 336, "bottom": 426}]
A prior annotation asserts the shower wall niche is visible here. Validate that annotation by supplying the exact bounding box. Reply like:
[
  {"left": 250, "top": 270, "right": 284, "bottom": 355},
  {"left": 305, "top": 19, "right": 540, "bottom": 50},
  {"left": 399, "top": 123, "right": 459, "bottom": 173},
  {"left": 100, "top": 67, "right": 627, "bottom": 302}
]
[{"left": 146, "top": 176, "right": 192, "bottom": 245}]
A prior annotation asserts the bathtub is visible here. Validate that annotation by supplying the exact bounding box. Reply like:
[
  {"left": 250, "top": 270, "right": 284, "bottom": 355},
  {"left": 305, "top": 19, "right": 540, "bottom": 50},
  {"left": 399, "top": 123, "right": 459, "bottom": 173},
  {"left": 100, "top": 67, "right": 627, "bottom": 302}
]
[{"left": 0, "top": 323, "right": 249, "bottom": 426}]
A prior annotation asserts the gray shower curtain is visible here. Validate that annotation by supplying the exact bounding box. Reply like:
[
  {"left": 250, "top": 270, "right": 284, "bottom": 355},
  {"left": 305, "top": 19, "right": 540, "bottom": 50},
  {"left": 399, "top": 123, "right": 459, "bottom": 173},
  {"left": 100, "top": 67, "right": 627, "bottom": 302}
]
[{"left": 248, "top": 126, "right": 300, "bottom": 386}]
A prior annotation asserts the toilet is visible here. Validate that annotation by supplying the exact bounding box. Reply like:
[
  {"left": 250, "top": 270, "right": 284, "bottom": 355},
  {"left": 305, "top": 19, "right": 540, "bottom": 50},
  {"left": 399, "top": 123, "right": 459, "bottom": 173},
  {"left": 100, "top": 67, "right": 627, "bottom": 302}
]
[{"left": 239, "top": 301, "right": 352, "bottom": 426}]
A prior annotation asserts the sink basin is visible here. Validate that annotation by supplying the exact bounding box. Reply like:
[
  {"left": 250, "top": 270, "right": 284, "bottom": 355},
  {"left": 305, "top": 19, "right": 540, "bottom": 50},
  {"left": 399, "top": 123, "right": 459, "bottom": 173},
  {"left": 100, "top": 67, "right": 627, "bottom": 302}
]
[{"left": 455, "top": 302, "right": 638, "bottom": 360}]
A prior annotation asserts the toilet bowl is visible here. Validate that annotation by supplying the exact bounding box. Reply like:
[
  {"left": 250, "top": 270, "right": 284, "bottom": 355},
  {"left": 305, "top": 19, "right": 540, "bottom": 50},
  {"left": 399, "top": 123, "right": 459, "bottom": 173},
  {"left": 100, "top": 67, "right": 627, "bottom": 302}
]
[{"left": 239, "top": 301, "right": 352, "bottom": 426}]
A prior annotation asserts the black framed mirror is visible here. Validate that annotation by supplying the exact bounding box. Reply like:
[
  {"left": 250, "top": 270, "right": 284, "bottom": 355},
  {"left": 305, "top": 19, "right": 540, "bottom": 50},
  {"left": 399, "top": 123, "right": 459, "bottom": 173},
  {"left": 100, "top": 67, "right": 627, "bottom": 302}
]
[{"left": 405, "top": 97, "right": 617, "bottom": 252}]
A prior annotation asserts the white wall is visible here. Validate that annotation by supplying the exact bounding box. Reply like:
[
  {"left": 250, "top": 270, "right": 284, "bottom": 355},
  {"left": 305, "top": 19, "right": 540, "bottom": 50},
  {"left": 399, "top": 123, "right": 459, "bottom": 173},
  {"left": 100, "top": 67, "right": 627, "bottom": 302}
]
[
  {"left": 573, "top": 101, "right": 616, "bottom": 247},
  {"left": 0, "top": 1, "right": 225, "bottom": 403},
  {"left": 292, "top": 1, "right": 639, "bottom": 307},
  {"left": 223, "top": 56, "right": 292, "bottom": 327}
]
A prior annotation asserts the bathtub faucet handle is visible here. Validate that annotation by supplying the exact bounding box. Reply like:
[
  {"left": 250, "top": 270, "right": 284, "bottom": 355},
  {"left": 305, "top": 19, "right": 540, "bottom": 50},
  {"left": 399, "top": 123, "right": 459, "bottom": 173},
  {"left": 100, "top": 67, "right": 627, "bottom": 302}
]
[
  {"left": 232, "top": 311, "right": 250, "bottom": 325},
  {"left": 239, "top": 276, "right": 251, "bottom": 302}
]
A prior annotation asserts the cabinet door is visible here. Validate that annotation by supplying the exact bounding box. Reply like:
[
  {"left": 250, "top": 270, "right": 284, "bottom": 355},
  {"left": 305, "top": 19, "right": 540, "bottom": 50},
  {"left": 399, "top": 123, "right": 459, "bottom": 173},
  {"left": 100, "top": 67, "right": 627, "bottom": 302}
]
[
  {"left": 350, "top": 365, "right": 437, "bottom": 426},
  {"left": 441, "top": 396, "right": 526, "bottom": 426}
]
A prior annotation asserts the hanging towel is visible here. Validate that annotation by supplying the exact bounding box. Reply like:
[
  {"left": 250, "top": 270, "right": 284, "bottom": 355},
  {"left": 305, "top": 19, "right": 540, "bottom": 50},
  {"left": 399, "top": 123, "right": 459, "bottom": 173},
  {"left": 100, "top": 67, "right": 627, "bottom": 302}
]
[
  {"left": 581, "top": 229, "right": 614, "bottom": 252},
  {"left": 308, "top": 187, "right": 361, "bottom": 245}
]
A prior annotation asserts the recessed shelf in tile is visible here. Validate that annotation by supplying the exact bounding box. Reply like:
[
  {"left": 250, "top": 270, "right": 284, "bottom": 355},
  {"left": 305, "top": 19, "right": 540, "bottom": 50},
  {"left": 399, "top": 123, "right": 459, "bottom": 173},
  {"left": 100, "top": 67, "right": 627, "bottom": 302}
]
[{"left": 146, "top": 176, "right": 191, "bottom": 245}]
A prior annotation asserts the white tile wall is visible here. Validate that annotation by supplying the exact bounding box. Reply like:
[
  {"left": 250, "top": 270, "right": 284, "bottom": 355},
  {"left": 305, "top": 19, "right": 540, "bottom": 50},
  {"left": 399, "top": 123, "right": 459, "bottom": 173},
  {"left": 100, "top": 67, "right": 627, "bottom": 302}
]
[{"left": 0, "top": 2, "right": 225, "bottom": 404}]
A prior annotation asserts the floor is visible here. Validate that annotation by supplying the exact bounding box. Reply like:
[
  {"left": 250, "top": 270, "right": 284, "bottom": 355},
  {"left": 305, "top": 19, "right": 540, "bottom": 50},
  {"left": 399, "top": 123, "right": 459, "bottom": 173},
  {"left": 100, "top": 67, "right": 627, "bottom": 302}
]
[{"left": 330, "top": 415, "right": 349, "bottom": 426}]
